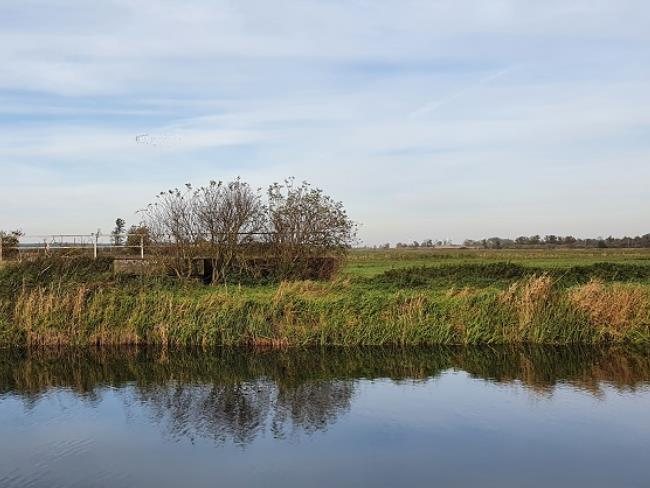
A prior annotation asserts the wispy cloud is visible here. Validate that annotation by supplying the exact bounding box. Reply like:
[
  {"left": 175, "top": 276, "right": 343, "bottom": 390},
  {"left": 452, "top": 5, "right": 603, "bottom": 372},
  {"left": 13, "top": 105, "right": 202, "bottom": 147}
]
[{"left": 410, "top": 65, "right": 522, "bottom": 117}]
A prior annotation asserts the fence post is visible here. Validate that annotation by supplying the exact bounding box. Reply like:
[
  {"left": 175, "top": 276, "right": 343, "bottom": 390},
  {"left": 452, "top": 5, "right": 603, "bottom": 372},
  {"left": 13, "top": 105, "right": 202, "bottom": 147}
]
[
  {"left": 93, "top": 233, "right": 98, "bottom": 260},
  {"left": 140, "top": 235, "right": 144, "bottom": 259},
  {"left": 0, "top": 235, "right": 3, "bottom": 262}
]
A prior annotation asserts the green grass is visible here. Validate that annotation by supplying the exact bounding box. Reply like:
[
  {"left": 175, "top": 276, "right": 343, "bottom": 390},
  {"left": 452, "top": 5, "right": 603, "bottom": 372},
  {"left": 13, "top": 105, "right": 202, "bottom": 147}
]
[
  {"left": 1, "top": 249, "right": 650, "bottom": 347},
  {"left": 366, "top": 262, "right": 650, "bottom": 290},
  {"left": 344, "top": 248, "right": 650, "bottom": 277}
]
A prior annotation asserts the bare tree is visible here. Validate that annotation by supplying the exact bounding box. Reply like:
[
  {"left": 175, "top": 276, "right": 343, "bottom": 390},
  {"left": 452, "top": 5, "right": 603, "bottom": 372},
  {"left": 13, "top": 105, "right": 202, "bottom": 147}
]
[
  {"left": 194, "top": 179, "right": 266, "bottom": 282},
  {"left": 140, "top": 184, "right": 200, "bottom": 277},
  {"left": 140, "top": 177, "right": 356, "bottom": 282},
  {"left": 266, "top": 178, "right": 356, "bottom": 277}
]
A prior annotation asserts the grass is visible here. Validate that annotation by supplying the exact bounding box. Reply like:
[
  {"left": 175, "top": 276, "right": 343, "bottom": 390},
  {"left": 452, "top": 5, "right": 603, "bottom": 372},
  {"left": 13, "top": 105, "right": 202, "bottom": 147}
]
[
  {"left": 344, "top": 247, "right": 650, "bottom": 277},
  {"left": 366, "top": 261, "right": 650, "bottom": 290},
  {"left": 1, "top": 249, "right": 650, "bottom": 347}
]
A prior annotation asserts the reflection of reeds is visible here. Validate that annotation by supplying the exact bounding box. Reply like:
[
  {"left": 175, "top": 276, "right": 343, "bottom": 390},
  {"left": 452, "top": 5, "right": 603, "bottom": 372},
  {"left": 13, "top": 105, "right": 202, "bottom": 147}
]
[
  {"left": 5, "top": 346, "right": 646, "bottom": 446},
  {"left": 2, "top": 275, "right": 650, "bottom": 346},
  {"left": 1, "top": 346, "right": 648, "bottom": 398}
]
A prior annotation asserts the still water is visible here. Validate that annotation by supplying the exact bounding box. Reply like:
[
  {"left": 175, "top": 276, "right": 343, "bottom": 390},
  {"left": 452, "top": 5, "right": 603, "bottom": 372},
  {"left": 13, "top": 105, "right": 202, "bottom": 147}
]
[{"left": 1, "top": 347, "right": 649, "bottom": 487}]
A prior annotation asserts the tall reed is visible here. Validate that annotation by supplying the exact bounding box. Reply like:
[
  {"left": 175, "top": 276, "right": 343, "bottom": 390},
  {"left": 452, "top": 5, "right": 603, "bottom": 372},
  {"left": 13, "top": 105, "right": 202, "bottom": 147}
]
[{"left": 2, "top": 275, "right": 649, "bottom": 346}]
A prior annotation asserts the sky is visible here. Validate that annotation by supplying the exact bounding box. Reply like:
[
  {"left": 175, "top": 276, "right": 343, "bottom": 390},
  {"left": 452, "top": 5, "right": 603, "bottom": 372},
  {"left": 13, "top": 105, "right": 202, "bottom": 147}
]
[{"left": 1, "top": 0, "right": 649, "bottom": 245}]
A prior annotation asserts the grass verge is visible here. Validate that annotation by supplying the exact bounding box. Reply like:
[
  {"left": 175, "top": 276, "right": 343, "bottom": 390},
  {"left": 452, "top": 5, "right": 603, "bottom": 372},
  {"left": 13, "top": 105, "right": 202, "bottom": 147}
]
[{"left": 1, "top": 255, "right": 649, "bottom": 347}]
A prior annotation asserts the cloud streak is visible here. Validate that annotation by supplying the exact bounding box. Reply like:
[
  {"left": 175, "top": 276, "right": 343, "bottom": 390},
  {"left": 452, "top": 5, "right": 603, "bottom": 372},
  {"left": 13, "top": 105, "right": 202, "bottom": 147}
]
[{"left": 410, "top": 65, "right": 522, "bottom": 117}]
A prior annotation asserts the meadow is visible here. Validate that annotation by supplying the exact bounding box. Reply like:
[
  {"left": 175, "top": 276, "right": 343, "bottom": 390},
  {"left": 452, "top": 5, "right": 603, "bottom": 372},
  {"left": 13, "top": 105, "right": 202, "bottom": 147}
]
[
  {"left": 344, "top": 247, "right": 650, "bottom": 277},
  {"left": 1, "top": 247, "right": 649, "bottom": 347}
]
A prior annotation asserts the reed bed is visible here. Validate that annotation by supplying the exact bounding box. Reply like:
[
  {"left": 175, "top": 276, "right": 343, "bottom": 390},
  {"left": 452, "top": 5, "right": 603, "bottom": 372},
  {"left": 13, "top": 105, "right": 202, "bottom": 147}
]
[
  {"left": 2, "top": 255, "right": 650, "bottom": 347},
  {"left": 2, "top": 275, "right": 649, "bottom": 346}
]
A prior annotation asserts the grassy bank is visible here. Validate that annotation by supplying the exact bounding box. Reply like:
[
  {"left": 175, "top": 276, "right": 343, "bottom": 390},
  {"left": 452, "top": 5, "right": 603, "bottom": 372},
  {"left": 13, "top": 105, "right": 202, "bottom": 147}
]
[{"left": 1, "top": 251, "right": 649, "bottom": 346}]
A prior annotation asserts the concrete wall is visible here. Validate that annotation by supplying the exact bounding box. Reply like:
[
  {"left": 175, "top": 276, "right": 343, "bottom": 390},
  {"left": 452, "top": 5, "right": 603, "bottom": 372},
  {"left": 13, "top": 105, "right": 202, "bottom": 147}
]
[{"left": 113, "top": 259, "right": 163, "bottom": 276}]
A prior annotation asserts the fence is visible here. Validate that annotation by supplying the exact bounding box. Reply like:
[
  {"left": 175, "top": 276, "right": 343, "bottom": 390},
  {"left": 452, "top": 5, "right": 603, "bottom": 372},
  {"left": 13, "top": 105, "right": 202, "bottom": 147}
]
[
  {"left": 0, "top": 232, "right": 283, "bottom": 262},
  {"left": 0, "top": 233, "right": 147, "bottom": 262}
]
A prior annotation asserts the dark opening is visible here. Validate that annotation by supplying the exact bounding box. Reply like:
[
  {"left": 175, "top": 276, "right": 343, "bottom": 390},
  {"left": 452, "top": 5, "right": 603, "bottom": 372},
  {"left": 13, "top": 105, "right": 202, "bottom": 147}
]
[{"left": 202, "top": 258, "right": 213, "bottom": 284}]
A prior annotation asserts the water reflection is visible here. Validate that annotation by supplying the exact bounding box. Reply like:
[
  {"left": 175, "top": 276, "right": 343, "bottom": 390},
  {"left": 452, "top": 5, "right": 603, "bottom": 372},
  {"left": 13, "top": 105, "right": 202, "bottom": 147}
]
[
  {"left": 1, "top": 346, "right": 649, "bottom": 445},
  {"left": 131, "top": 379, "right": 355, "bottom": 445}
]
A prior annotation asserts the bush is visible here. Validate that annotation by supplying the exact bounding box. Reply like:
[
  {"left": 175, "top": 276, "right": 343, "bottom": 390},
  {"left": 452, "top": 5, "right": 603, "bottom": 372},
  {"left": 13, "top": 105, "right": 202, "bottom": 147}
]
[{"left": 0, "top": 230, "right": 22, "bottom": 260}]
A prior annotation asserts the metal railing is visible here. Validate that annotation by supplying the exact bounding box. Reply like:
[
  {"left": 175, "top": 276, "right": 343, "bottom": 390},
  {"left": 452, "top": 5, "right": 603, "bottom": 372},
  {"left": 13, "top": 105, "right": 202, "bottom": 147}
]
[
  {"left": 0, "top": 231, "right": 285, "bottom": 262},
  {"left": 0, "top": 230, "right": 344, "bottom": 263},
  {"left": 1, "top": 233, "right": 147, "bottom": 261}
]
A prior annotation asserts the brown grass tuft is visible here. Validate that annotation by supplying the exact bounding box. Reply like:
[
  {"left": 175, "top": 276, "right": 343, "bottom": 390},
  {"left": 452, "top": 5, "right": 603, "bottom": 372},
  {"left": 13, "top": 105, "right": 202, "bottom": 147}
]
[
  {"left": 398, "top": 295, "right": 427, "bottom": 318},
  {"left": 570, "top": 280, "right": 650, "bottom": 335},
  {"left": 499, "top": 275, "right": 554, "bottom": 328},
  {"left": 445, "top": 287, "right": 477, "bottom": 298},
  {"left": 273, "top": 279, "right": 348, "bottom": 301}
]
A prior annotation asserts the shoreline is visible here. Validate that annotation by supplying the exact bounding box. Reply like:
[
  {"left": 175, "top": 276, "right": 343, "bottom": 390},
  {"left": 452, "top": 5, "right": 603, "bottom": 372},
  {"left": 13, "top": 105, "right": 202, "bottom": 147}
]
[
  {"left": 2, "top": 251, "right": 650, "bottom": 347},
  {"left": 2, "top": 275, "right": 649, "bottom": 347}
]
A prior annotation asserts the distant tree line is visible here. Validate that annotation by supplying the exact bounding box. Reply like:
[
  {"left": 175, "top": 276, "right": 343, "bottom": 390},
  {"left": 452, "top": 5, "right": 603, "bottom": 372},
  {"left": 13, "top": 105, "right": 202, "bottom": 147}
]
[
  {"left": 364, "top": 239, "right": 453, "bottom": 249},
  {"left": 462, "top": 234, "right": 650, "bottom": 249},
  {"left": 363, "top": 233, "right": 650, "bottom": 250},
  {"left": 393, "top": 238, "right": 454, "bottom": 249}
]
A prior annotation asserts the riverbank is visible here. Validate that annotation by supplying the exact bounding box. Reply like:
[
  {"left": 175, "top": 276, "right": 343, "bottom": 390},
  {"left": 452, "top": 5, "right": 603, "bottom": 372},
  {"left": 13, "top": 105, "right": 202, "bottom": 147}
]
[{"left": 1, "top": 251, "right": 649, "bottom": 346}]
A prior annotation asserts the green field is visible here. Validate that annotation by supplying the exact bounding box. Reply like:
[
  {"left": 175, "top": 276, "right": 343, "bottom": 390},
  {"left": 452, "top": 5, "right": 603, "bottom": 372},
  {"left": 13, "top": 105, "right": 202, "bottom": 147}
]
[
  {"left": 1, "top": 249, "right": 650, "bottom": 347},
  {"left": 344, "top": 248, "right": 650, "bottom": 278}
]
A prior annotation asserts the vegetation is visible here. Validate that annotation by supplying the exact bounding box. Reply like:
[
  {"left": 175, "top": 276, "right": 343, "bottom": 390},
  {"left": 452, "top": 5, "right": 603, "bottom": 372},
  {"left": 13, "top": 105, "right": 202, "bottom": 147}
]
[
  {"left": 391, "top": 233, "right": 650, "bottom": 249},
  {"left": 468, "top": 233, "right": 650, "bottom": 249},
  {"left": 345, "top": 247, "right": 650, "bottom": 278},
  {"left": 125, "top": 224, "right": 152, "bottom": 252},
  {"left": 1, "top": 248, "right": 649, "bottom": 347},
  {"left": 140, "top": 177, "right": 356, "bottom": 282},
  {"left": 2, "top": 197, "right": 649, "bottom": 347},
  {"left": 367, "top": 262, "right": 650, "bottom": 289},
  {"left": 111, "top": 218, "right": 126, "bottom": 246},
  {"left": 0, "top": 229, "right": 22, "bottom": 261}
]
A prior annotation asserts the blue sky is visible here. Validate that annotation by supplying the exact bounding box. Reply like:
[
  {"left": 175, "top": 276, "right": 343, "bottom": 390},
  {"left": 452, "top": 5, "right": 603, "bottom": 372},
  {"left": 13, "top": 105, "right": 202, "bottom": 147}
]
[{"left": 1, "top": 0, "right": 648, "bottom": 244}]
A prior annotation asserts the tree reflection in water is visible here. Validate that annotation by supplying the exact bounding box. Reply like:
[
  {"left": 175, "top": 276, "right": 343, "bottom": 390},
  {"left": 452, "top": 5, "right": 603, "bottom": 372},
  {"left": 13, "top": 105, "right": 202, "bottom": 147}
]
[
  {"left": 1, "top": 346, "right": 649, "bottom": 445},
  {"left": 131, "top": 379, "right": 354, "bottom": 445}
]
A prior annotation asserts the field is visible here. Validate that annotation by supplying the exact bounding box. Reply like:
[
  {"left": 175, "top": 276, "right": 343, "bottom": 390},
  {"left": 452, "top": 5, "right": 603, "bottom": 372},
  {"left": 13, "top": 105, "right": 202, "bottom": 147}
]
[
  {"left": 1, "top": 248, "right": 650, "bottom": 347},
  {"left": 344, "top": 247, "right": 650, "bottom": 278}
]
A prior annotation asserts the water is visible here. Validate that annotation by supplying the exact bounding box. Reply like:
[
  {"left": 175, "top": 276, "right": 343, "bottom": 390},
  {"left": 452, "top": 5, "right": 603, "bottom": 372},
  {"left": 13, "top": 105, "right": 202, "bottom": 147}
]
[{"left": 1, "top": 347, "right": 649, "bottom": 487}]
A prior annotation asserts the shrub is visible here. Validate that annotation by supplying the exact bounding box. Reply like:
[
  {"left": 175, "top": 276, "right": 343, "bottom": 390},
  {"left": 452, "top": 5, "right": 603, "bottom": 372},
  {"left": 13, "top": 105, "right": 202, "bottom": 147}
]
[{"left": 0, "top": 230, "right": 22, "bottom": 260}]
